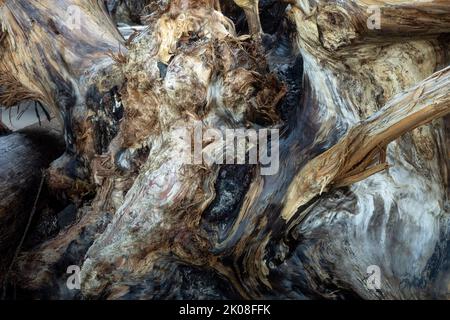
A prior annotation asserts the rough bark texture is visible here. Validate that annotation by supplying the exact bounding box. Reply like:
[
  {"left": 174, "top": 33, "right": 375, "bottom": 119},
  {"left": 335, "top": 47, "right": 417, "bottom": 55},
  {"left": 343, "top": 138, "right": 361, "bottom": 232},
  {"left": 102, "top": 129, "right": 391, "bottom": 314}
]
[{"left": 0, "top": 0, "right": 449, "bottom": 300}]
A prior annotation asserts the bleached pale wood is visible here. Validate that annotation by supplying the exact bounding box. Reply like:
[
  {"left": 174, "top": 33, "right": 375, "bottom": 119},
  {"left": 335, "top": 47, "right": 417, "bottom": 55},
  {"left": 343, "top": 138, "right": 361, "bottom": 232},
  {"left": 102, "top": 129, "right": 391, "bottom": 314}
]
[
  {"left": 282, "top": 66, "right": 450, "bottom": 221},
  {"left": 292, "top": 0, "right": 450, "bottom": 51},
  {"left": 233, "top": 0, "right": 262, "bottom": 34},
  {"left": 0, "top": 0, "right": 124, "bottom": 123}
]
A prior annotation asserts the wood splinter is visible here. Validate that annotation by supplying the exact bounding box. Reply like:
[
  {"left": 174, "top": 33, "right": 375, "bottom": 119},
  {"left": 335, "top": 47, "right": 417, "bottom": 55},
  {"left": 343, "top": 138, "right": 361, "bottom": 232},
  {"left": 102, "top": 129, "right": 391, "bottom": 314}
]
[{"left": 234, "top": 0, "right": 263, "bottom": 34}]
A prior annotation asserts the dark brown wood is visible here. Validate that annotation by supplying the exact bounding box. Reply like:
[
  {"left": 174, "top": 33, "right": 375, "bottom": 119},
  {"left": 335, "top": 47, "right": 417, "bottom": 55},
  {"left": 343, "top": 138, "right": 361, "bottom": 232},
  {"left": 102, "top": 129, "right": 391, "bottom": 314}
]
[{"left": 0, "top": 125, "right": 64, "bottom": 280}]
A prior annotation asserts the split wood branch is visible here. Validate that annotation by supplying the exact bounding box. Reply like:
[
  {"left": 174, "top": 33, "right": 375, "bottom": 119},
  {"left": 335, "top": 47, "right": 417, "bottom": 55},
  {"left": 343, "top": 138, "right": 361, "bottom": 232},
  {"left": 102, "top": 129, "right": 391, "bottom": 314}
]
[
  {"left": 281, "top": 65, "right": 450, "bottom": 222},
  {"left": 292, "top": 0, "right": 450, "bottom": 51}
]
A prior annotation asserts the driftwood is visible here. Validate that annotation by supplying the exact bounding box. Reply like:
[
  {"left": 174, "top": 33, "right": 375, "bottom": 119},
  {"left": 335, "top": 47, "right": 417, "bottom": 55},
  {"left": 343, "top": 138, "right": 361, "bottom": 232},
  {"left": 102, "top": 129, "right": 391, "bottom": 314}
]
[
  {"left": 107, "top": 0, "right": 152, "bottom": 24},
  {"left": 0, "top": 0, "right": 449, "bottom": 299},
  {"left": 0, "top": 124, "right": 64, "bottom": 281}
]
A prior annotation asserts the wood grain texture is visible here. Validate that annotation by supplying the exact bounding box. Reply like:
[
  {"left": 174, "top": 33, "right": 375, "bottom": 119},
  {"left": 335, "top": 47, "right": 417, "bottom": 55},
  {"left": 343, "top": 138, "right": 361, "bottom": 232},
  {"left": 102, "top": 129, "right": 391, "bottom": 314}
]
[
  {"left": 0, "top": 0, "right": 449, "bottom": 300},
  {"left": 0, "top": 128, "right": 63, "bottom": 281}
]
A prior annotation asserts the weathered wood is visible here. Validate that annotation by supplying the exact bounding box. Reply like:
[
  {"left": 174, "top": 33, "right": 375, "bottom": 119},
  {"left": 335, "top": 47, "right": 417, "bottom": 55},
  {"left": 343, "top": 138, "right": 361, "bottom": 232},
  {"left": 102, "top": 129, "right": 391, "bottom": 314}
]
[
  {"left": 0, "top": 122, "right": 9, "bottom": 136},
  {"left": 282, "top": 65, "right": 450, "bottom": 222},
  {"left": 1, "top": 0, "right": 449, "bottom": 300},
  {"left": 107, "top": 0, "right": 152, "bottom": 24},
  {"left": 0, "top": 0, "right": 128, "bottom": 200},
  {"left": 234, "top": 0, "right": 262, "bottom": 34},
  {"left": 0, "top": 126, "right": 64, "bottom": 280},
  {"left": 0, "top": 109, "right": 10, "bottom": 135},
  {"left": 274, "top": 0, "right": 450, "bottom": 299},
  {"left": 293, "top": 0, "right": 450, "bottom": 51}
]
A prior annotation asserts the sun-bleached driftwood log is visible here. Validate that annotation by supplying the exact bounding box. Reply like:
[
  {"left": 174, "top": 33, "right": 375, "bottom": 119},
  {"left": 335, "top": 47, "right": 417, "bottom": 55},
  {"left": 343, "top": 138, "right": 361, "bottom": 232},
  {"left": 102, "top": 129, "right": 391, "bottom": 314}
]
[
  {"left": 0, "top": 0, "right": 449, "bottom": 300},
  {"left": 282, "top": 66, "right": 450, "bottom": 222},
  {"left": 275, "top": 0, "right": 450, "bottom": 299},
  {"left": 0, "top": 0, "right": 127, "bottom": 198},
  {"left": 2, "top": 0, "right": 285, "bottom": 299},
  {"left": 297, "top": 0, "right": 450, "bottom": 50}
]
